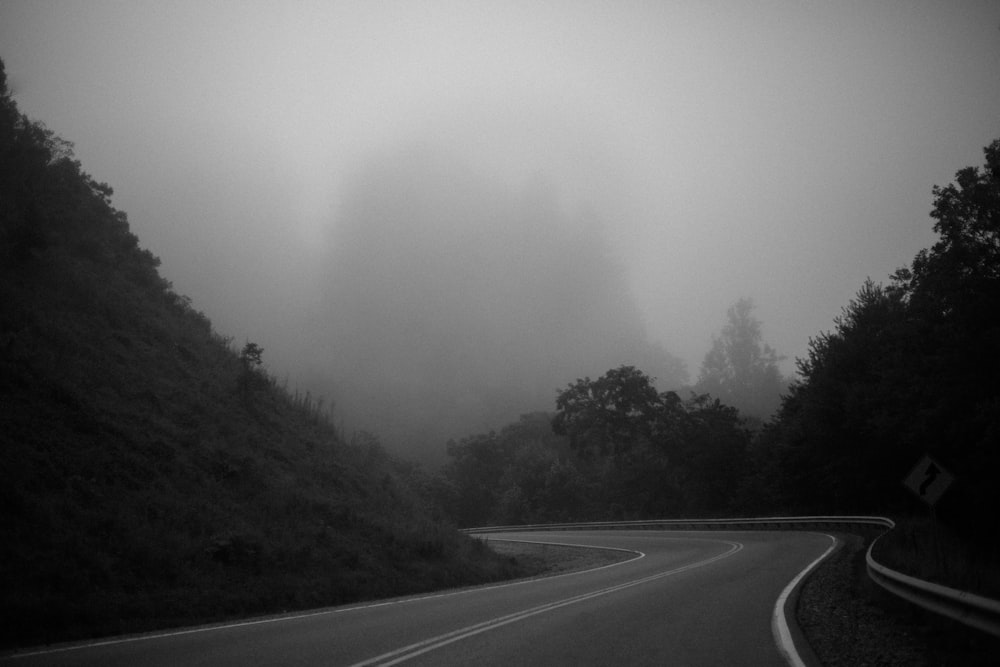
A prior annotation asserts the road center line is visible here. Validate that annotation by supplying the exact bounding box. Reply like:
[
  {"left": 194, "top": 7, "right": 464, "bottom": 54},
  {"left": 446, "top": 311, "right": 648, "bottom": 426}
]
[{"left": 349, "top": 540, "right": 743, "bottom": 667}]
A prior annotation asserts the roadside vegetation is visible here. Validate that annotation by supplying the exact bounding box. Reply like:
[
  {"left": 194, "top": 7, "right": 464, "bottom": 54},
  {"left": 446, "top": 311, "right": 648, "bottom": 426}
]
[{"left": 481, "top": 540, "right": 635, "bottom": 579}]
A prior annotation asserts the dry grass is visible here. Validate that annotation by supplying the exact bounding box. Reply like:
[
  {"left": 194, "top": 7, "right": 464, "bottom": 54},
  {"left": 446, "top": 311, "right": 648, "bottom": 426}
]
[{"left": 481, "top": 538, "right": 635, "bottom": 578}]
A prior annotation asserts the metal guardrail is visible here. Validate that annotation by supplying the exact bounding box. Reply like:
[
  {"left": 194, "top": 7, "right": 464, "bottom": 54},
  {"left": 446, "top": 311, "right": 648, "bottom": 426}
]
[
  {"left": 464, "top": 515, "right": 1000, "bottom": 638},
  {"left": 866, "top": 532, "right": 1000, "bottom": 637},
  {"left": 463, "top": 515, "right": 894, "bottom": 533}
]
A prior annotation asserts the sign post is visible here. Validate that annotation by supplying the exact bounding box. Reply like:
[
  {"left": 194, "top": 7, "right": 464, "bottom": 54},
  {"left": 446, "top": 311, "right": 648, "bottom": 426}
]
[{"left": 903, "top": 454, "right": 955, "bottom": 508}]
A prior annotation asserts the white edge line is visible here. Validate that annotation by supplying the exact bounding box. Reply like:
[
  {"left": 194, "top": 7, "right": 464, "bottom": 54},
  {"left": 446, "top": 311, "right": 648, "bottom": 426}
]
[
  {"left": 772, "top": 533, "right": 838, "bottom": 667},
  {"left": 6, "top": 535, "right": 644, "bottom": 660}
]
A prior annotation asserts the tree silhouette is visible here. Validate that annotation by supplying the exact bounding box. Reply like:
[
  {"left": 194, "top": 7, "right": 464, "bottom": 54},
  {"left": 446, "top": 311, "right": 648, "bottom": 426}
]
[
  {"left": 760, "top": 138, "right": 1000, "bottom": 531},
  {"left": 552, "top": 365, "right": 664, "bottom": 458},
  {"left": 238, "top": 341, "right": 264, "bottom": 396},
  {"left": 695, "top": 298, "right": 785, "bottom": 420},
  {"left": 552, "top": 365, "right": 751, "bottom": 516},
  {"left": 239, "top": 341, "right": 264, "bottom": 371}
]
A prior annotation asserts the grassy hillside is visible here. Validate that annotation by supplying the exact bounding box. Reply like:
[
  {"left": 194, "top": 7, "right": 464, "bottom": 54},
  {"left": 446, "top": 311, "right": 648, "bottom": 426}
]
[{"left": 0, "top": 59, "right": 520, "bottom": 650}]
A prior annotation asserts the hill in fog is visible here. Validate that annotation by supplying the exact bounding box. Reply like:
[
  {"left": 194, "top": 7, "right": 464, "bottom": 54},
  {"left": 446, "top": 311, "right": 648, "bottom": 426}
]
[{"left": 294, "top": 147, "right": 687, "bottom": 462}]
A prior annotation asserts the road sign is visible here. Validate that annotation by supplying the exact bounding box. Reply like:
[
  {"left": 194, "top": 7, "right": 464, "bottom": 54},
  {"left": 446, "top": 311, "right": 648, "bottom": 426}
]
[{"left": 903, "top": 455, "right": 954, "bottom": 507}]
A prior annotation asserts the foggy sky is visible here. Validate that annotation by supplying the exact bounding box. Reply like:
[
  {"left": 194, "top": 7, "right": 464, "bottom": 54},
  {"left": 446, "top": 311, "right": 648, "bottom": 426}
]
[{"left": 2, "top": 1, "right": 998, "bottom": 457}]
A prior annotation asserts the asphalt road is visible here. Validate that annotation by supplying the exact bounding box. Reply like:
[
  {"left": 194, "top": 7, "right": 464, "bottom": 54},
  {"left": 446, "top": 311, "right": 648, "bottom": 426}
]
[{"left": 5, "top": 530, "right": 835, "bottom": 666}]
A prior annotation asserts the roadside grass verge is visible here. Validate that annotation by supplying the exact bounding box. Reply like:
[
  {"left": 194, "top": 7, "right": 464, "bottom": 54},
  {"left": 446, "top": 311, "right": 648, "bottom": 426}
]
[{"left": 480, "top": 539, "right": 636, "bottom": 578}]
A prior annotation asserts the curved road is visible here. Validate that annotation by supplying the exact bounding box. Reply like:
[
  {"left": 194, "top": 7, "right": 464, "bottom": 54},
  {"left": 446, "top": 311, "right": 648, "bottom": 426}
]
[{"left": 5, "top": 530, "right": 835, "bottom": 666}]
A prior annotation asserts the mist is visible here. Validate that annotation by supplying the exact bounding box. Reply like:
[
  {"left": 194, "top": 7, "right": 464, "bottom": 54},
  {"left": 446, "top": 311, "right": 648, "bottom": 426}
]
[
  {"left": 290, "top": 146, "right": 685, "bottom": 459},
  {"left": 2, "top": 1, "right": 998, "bottom": 461}
]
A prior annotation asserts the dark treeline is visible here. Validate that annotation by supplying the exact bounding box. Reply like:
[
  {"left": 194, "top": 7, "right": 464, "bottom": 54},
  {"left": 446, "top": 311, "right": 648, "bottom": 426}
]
[
  {"left": 440, "top": 140, "right": 1000, "bottom": 552},
  {"left": 439, "top": 369, "right": 753, "bottom": 528},
  {"left": 758, "top": 139, "right": 1000, "bottom": 533}
]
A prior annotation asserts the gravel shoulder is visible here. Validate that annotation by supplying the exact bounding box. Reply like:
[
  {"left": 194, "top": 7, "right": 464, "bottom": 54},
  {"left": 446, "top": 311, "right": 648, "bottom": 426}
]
[{"left": 796, "top": 531, "right": 1000, "bottom": 666}]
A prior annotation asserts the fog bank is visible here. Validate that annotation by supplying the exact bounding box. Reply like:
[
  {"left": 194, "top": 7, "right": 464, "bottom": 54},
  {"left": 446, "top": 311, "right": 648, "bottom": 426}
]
[{"left": 290, "top": 148, "right": 685, "bottom": 461}]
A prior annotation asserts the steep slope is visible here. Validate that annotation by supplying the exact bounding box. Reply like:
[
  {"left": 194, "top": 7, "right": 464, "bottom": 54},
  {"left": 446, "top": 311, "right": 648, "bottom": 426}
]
[{"left": 0, "top": 60, "right": 517, "bottom": 650}]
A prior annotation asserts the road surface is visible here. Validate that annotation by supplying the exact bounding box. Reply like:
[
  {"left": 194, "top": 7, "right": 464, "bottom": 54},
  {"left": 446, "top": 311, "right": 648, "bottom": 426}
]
[{"left": 5, "top": 530, "right": 835, "bottom": 666}]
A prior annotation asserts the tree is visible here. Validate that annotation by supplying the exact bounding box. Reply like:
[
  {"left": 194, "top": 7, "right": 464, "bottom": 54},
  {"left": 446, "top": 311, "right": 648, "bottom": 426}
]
[
  {"left": 670, "top": 394, "right": 752, "bottom": 514},
  {"left": 443, "top": 431, "right": 506, "bottom": 527},
  {"left": 695, "top": 298, "right": 785, "bottom": 420},
  {"left": 764, "top": 280, "right": 916, "bottom": 512},
  {"left": 889, "top": 139, "right": 1000, "bottom": 533},
  {"left": 553, "top": 366, "right": 751, "bottom": 517},
  {"left": 239, "top": 341, "right": 264, "bottom": 371},
  {"left": 552, "top": 366, "right": 663, "bottom": 458},
  {"left": 443, "top": 412, "right": 587, "bottom": 526},
  {"left": 898, "top": 139, "right": 1000, "bottom": 309},
  {"left": 238, "top": 341, "right": 265, "bottom": 396}
]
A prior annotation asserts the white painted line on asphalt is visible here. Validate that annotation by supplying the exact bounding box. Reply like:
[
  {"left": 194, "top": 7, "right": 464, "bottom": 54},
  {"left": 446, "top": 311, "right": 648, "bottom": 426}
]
[
  {"left": 349, "top": 540, "right": 744, "bottom": 666},
  {"left": 6, "top": 536, "right": 644, "bottom": 660},
  {"left": 772, "top": 533, "right": 838, "bottom": 667}
]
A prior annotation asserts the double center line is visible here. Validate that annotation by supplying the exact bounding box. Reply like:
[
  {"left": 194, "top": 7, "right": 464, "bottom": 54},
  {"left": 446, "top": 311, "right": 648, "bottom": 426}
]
[{"left": 349, "top": 539, "right": 743, "bottom": 666}]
